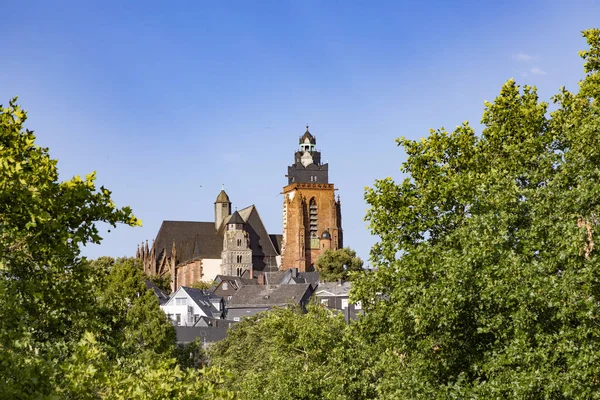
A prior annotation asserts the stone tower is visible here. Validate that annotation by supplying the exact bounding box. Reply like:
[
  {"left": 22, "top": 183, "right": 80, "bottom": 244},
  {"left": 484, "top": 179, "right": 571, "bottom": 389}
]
[
  {"left": 281, "top": 126, "right": 343, "bottom": 272},
  {"left": 215, "top": 187, "right": 231, "bottom": 229},
  {"left": 220, "top": 210, "right": 253, "bottom": 276}
]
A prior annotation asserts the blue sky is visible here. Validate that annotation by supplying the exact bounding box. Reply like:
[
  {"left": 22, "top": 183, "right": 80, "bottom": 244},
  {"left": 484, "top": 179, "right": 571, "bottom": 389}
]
[{"left": 1, "top": 0, "right": 599, "bottom": 264}]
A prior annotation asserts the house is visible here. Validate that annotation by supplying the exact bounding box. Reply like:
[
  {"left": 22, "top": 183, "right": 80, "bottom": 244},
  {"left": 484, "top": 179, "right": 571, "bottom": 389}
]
[
  {"left": 212, "top": 275, "right": 258, "bottom": 304},
  {"left": 264, "top": 268, "right": 320, "bottom": 285},
  {"left": 313, "top": 281, "right": 363, "bottom": 321},
  {"left": 160, "top": 286, "right": 224, "bottom": 326},
  {"left": 226, "top": 283, "right": 314, "bottom": 321}
]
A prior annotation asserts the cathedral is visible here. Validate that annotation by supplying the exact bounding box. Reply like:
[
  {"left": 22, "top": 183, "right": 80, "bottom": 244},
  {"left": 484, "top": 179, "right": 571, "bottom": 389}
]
[{"left": 137, "top": 126, "right": 343, "bottom": 290}]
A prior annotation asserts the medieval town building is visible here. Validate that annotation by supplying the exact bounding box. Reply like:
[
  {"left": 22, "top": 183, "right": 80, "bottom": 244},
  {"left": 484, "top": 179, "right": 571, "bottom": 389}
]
[{"left": 137, "top": 126, "right": 342, "bottom": 290}]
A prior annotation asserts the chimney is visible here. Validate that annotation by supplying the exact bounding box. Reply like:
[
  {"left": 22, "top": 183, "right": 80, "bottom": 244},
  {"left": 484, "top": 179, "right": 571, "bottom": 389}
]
[
  {"left": 291, "top": 268, "right": 298, "bottom": 278},
  {"left": 257, "top": 273, "right": 265, "bottom": 285},
  {"left": 338, "top": 278, "right": 343, "bottom": 286}
]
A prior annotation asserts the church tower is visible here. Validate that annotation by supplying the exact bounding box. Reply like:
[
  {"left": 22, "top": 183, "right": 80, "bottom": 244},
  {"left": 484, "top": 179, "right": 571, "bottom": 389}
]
[
  {"left": 281, "top": 126, "right": 343, "bottom": 272},
  {"left": 220, "top": 211, "right": 253, "bottom": 277},
  {"left": 215, "top": 187, "right": 231, "bottom": 230}
]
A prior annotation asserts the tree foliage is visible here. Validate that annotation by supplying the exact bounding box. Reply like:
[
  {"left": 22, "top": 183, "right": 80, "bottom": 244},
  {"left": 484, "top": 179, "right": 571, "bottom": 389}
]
[
  {"left": 351, "top": 28, "right": 600, "bottom": 398},
  {"left": 209, "top": 305, "right": 375, "bottom": 399},
  {"left": 315, "top": 247, "right": 364, "bottom": 282},
  {"left": 90, "top": 257, "right": 177, "bottom": 359},
  {"left": 0, "top": 99, "right": 231, "bottom": 398}
]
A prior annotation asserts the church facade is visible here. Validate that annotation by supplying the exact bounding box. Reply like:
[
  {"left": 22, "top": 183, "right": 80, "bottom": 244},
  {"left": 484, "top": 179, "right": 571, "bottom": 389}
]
[{"left": 137, "top": 126, "right": 342, "bottom": 290}]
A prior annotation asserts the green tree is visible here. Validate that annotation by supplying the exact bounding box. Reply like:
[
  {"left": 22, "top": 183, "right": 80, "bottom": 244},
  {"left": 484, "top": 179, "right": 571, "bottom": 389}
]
[
  {"left": 0, "top": 99, "right": 232, "bottom": 398},
  {"left": 315, "top": 247, "right": 364, "bottom": 282},
  {"left": 352, "top": 29, "right": 600, "bottom": 398},
  {"left": 191, "top": 280, "right": 214, "bottom": 290},
  {"left": 148, "top": 272, "right": 172, "bottom": 294},
  {"left": 91, "top": 257, "right": 176, "bottom": 359},
  {"left": 210, "top": 305, "right": 375, "bottom": 399},
  {"left": 0, "top": 97, "right": 140, "bottom": 397}
]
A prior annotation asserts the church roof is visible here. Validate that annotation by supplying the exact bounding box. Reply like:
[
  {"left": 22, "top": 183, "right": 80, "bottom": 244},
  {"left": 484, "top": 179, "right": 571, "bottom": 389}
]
[
  {"left": 215, "top": 189, "right": 230, "bottom": 203},
  {"left": 227, "top": 210, "right": 245, "bottom": 225},
  {"left": 299, "top": 126, "right": 316, "bottom": 144},
  {"left": 151, "top": 205, "right": 282, "bottom": 269},
  {"left": 269, "top": 234, "right": 283, "bottom": 254},
  {"left": 153, "top": 221, "right": 221, "bottom": 261}
]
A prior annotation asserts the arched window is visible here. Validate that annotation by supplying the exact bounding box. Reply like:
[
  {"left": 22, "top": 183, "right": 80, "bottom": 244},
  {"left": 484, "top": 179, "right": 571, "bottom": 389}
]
[
  {"left": 309, "top": 198, "right": 319, "bottom": 248},
  {"left": 237, "top": 238, "right": 241, "bottom": 247}
]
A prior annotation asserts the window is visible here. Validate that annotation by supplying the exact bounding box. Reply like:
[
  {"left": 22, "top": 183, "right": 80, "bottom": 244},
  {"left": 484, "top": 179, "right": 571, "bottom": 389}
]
[
  {"left": 175, "top": 297, "right": 187, "bottom": 306},
  {"left": 233, "top": 317, "right": 240, "bottom": 322},
  {"left": 341, "top": 299, "right": 349, "bottom": 309},
  {"left": 228, "top": 296, "right": 232, "bottom": 301},
  {"left": 223, "top": 282, "right": 228, "bottom": 291},
  {"left": 320, "top": 298, "right": 328, "bottom": 306},
  {"left": 194, "top": 314, "right": 200, "bottom": 323},
  {"left": 175, "top": 314, "right": 181, "bottom": 325},
  {"left": 309, "top": 198, "right": 319, "bottom": 248},
  {"left": 355, "top": 301, "right": 362, "bottom": 310},
  {"left": 237, "top": 238, "right": 241, "bottom": 247}
]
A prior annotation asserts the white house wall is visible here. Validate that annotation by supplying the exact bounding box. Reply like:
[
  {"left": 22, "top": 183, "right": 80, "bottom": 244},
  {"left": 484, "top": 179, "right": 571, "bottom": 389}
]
[{"left": 202, "top": 258, "right": 221, "bottom": 282}]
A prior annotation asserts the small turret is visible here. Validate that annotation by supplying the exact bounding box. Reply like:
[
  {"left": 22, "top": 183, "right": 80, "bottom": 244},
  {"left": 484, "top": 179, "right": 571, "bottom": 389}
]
[{"left": 215, "top": 186, "right": 232, "bottom": 230}]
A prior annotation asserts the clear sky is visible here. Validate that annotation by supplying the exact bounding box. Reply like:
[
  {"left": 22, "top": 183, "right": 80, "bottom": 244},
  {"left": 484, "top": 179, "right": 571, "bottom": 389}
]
[{"left": 1, "top": 0, "right": 599, "bottom": 264}]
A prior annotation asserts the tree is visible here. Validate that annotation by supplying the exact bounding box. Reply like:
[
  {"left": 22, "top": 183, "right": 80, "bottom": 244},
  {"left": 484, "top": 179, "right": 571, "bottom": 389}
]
[
  {"left": 191, "top": 280, "right": 214, "bottom": 290},
  {"left": 0, "top": 99, "right": 232, "bottom": 398},
  {"left": 0, "top": 97, "right": 140, "bottom": 397},
  {"left": 148, "top": 272, "right": 172, "bottom": 294},
  {"left": 315, "top": 247, "right": 364, "bottom": 282},
  {"left": 209, "top": 305, "right": 376, "bottom": 399},
  {"left": 352, "top": 29, "right": 600, "bottom": 398},
  {"left": 91, "top": 257, "right": 177, "bottom": 359}
]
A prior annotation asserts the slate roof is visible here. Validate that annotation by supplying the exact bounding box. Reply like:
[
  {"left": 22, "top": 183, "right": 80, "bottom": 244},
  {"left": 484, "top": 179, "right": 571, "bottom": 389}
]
[
  {"left": 239, "top": 205, "right": 280, "bottom": 258},
  {"left": 269, "top": 234, "right": 283, "bottom": 254},
  {"left": 264, "top": 271, "right": 287, "bottom": 285},
  {"left": 298, "top": 271, "right": 320, "bottom": 284},
  {"left": 227, "top": 210, "right": 245, "bottom": 225},
  {"left": 214, "top": 275, "right": 258, "bottom": 287},
  {"left": 175, "top": 326, "right": 230, "bottom": 344},
  {"left": 151, "top": 204, "right": 281, "bottom": 270},
  {"left": 300, "top": 127, "right": 316, "bottom": 144},
  {"left": 314, "top": 281, "right": 352, "bottom": 296},
  {"left": 145, "top": 280, "right": 170, "bottom": 305},
  {"left": 228, "top": 283, "right": 312, "bottom": 308},
  {"left": 215, "top": 189, "right": 230, "bottom": 203},
  {"left": 153, "top": 221, "right": 221, "bottom": 261}
]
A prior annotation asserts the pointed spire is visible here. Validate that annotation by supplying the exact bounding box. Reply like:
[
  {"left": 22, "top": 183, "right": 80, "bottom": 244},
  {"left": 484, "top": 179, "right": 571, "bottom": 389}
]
[
  {"left": 145, "top": 240, "right": 149, "bottom": 255},
  {"left": 136, "top": 244, "right": 140, "bottom": 259}
]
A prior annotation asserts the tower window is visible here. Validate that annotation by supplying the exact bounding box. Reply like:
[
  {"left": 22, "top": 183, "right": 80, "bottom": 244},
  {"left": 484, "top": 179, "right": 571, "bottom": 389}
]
[
  {"left": 237, "top": 239, "right": 241, "bottom": 247},
  {"left": 309, "top": 198, "right": 319, "bottom": 248}
]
